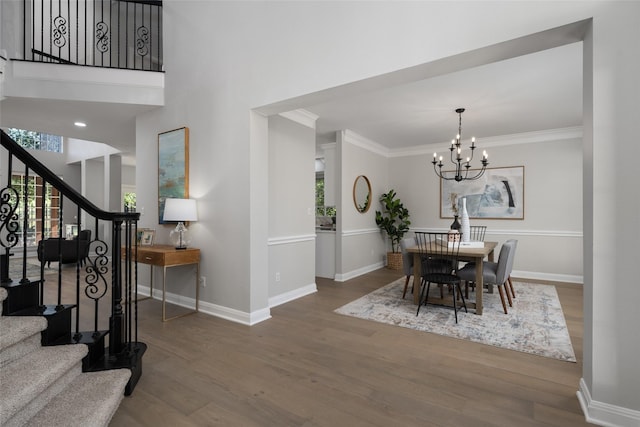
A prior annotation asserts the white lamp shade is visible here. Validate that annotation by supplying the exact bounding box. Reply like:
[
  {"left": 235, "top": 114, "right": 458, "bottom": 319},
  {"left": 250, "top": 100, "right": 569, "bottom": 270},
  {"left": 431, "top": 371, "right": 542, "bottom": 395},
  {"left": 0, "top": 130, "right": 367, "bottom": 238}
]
[{"left": 163, "top": 198, "right": 198, "bottom": 222}]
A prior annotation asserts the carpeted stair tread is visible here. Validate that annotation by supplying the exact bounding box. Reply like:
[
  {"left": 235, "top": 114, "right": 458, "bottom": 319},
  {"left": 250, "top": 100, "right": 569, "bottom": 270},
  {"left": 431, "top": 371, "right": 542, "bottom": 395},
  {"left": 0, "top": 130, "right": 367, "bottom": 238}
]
[
  {"left": 28, "top": 369, "right": 131, "bottom": 427},
  {"left": 0, "top": 315, "right": 48, "bottom": 351},
  {"left": 0, "top": 344, "right": 88, "bottom": 426},
  {"left": 0, "top": 287, "right": 7, "bottom": 314}
]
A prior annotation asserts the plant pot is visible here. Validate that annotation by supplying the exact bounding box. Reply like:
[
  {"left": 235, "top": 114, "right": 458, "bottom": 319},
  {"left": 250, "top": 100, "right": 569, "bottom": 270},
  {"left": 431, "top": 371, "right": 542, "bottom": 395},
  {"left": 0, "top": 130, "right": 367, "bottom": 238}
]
[{"left": 386, "top": 252, "right": 403, "bottom": 271}]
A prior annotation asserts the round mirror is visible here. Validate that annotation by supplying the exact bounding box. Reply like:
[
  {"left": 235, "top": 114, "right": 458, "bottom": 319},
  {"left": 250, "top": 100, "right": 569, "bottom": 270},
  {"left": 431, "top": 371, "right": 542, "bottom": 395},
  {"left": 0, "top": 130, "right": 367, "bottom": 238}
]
[{"left": 353, "top": 175, "right": 372, "bottom": 213}]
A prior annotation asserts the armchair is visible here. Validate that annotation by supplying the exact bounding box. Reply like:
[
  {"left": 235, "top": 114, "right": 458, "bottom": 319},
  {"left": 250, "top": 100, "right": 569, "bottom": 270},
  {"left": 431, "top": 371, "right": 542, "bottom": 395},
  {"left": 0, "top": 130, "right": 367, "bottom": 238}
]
[{"left": 37, "top": 230, "right": 91, "bottom": 267}]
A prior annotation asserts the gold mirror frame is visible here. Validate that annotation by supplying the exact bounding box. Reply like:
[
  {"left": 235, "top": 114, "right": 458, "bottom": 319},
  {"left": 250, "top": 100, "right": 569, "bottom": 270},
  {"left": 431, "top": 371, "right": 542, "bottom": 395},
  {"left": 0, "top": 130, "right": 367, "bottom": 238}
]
[{"left": 353, "top": 175, "right": 372, "bottom": 213}]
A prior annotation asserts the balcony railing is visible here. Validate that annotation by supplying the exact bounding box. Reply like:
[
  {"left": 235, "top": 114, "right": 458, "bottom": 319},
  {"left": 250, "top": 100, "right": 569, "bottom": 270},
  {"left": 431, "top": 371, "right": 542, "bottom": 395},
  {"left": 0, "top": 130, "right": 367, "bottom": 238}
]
[{"left": 18, "top": 0, "right": 162, "bottom": 71}]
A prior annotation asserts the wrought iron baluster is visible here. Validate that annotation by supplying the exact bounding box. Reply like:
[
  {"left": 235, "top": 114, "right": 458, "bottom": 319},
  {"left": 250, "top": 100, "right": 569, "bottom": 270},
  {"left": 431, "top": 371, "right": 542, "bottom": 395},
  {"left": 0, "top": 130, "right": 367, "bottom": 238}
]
[
  {"left": 0, "top": 153, "right": 19, "bottom": 284},
  {"left": 39, "top": 181, "right": 48, "bottom": 305},
  {"left": 20, "top": 168, "right": 29, "bottom": 283},
  {"left": 56, "top": 196, "right": 63, "bottom": 307},
  {"left": 74, "top": 204, "right": 81, "bottom": 338}
]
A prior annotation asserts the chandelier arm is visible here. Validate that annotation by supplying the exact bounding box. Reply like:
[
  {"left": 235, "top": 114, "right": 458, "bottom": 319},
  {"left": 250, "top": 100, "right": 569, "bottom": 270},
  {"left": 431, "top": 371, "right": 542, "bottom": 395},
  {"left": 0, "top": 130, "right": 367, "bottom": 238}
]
[
  {"left": 467, "top": 146, "right": 476, "bottom": 163},
  {"left": 465, "top": 165, "right": 488, "bottom": 181},
  {"left": 433, "top": 161, "right": 457, "bottom": 181}
]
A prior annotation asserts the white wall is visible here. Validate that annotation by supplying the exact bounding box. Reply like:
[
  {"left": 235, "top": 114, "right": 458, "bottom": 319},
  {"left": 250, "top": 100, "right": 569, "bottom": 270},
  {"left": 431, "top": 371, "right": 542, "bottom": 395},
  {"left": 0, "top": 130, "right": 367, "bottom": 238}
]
[
  {"left": 267, "top": 114, "right": 317, "bottom": 307},
  {"left": 122, "top": 165, "right": 135, "bottom": 188},
  {"left": 83, "top": 158, "right": 104, "bottom": 208},
  {"left": 336, "top": 130, "right": 388, "bottom": 280},
  {"left": 390, "top": 134, "right": 583, "bottom": 282},
  {"left": 129, "top": 2, "right": 639, "bottom": 423}
]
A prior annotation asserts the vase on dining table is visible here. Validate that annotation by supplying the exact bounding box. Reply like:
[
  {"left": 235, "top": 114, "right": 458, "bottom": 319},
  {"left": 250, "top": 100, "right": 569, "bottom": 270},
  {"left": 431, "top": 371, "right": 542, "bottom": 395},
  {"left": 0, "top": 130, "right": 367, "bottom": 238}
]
[
  {"left": 460, "top": 197, "right": 470, "bottom": 242},
  {"left": 450, "top": 215, "right": 461, "bottom": 231}
]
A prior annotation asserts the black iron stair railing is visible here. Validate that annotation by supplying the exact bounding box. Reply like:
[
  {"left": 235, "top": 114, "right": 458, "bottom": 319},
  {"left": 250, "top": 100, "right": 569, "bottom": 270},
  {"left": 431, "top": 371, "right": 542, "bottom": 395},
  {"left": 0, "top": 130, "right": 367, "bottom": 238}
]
[{"left": 0, "top": 128, "right": 145, "bottom": 395}]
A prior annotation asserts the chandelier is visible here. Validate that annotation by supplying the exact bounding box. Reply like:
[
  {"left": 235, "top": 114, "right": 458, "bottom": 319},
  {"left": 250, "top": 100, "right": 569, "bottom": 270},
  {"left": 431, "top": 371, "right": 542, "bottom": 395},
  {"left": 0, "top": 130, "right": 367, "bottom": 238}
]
[{"left": 432, "top": 108, "right": 488, "bottom": 182}]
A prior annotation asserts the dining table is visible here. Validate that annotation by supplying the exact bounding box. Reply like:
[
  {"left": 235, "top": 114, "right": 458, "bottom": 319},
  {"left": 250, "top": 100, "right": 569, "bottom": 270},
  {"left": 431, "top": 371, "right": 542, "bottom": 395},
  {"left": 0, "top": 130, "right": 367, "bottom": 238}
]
[{"left": 406, "top": 241, "right": 497, "bottom": 315}]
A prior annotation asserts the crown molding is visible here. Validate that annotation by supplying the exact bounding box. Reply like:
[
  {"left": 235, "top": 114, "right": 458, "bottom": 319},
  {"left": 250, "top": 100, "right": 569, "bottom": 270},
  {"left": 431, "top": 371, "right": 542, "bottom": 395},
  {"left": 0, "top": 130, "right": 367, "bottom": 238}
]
[
  {"left": 389, "top": 126, "right": 583, "bottom": 158},
  {"left": 278, "top": 109, "right": 319, "bottom": 129},
  {"left": 320, "top": 142, "right": 336, "bottom": 151},
  {"left": 341, "top": 129, "right": 390, "bottom": 157}
]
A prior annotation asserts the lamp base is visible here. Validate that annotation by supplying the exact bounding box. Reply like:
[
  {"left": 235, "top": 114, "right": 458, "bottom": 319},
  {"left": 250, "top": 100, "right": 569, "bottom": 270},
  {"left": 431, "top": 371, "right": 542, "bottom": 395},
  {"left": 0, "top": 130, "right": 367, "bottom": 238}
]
[{"left": 169, "top": 222, "right": 191, "bottom": 250}]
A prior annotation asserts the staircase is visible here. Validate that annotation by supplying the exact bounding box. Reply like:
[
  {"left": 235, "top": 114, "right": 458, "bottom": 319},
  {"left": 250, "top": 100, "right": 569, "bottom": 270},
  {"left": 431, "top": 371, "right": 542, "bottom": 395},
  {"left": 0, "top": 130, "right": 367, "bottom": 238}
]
[
  {"left": 0, "top": 287, "right": 131, "bottom": 426},
  {"left": 1, "top": 129, "right": 145, "bottom": 424}
]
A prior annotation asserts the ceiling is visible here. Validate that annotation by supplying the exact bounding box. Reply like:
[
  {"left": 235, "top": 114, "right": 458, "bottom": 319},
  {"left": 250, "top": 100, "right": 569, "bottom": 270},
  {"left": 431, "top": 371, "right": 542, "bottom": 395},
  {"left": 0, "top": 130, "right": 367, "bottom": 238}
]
[
  {"left": 0, "top": 97, "right": 157, "bottom": 166},
  {"left": 1, "top": 42, "right": 582, "bottom": 163},
  {"left": 306, "top": 42, "right": 582, "bottom": 150}
]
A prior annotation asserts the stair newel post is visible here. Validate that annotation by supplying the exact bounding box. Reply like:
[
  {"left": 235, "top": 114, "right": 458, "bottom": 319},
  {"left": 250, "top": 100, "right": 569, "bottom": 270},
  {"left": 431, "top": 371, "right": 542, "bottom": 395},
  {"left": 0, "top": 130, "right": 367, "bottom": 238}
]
[
  {"left": 109, "top": 219, "right": 125, "bottom": 357},
  {"left": 125, "top": 214, "right": 133, "bottom": 349}
]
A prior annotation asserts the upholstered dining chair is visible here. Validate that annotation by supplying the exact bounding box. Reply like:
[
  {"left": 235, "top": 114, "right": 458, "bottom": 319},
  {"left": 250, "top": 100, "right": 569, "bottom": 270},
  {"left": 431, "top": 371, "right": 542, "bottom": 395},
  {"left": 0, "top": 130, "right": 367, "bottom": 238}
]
[
  {"left": 457, "top": 239, "right": 518, "bottom": 314},
  {"left": 415, "top": 231, "right": 467, "bottom": 323},
  {"left": 399, "top": 236, "right": 417, "bottom": 299}
]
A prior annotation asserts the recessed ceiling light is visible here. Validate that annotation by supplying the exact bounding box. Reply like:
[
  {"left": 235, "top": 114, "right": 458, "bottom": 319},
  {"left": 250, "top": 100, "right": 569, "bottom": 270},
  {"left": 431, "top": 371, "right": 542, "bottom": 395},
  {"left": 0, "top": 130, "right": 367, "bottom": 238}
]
[{"left": 74, "top": 121, "right": 87, "bottom": 127}]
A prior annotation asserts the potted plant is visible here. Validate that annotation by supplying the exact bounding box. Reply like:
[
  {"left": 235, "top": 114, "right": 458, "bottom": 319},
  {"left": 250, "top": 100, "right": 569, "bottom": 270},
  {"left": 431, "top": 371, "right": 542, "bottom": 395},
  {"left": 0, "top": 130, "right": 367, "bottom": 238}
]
[{"left": 375, "top": 189, "right": 411, "bottom": 270}]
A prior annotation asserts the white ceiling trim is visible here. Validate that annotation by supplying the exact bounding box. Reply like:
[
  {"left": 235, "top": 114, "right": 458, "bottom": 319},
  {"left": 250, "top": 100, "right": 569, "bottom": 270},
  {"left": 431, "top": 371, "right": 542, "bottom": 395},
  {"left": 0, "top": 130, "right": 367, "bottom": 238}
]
[
  {"left": 388, "top": 126, "right": 583, "bottom": 158},
  {"left": 278, "top": 109, "right": 319, "bottom": 129},
  {"left": 341, "top": 129, "right": 390, "bottom": 157}
]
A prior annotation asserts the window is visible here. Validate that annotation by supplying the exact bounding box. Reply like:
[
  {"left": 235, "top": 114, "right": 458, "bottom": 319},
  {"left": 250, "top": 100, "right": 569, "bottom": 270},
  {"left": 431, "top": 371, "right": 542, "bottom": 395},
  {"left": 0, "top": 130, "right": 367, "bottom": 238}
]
[
  {"left": 8, "top": 128, "right": 63, "bottom": 153},
  {"left": 10, "top": 174, "right": 61, "bottom": 247},
  {"left": 316, "top": 176, "right": 336, "bottom": 217},
  {"left": 124, "top": 192, "right": 136, "bottom": 211}
]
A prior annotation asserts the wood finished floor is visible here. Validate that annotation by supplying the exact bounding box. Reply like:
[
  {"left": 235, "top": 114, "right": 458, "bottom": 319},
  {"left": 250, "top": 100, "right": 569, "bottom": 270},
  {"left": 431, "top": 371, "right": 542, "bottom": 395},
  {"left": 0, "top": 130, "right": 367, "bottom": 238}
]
[{"left": 109, "top": 268, "right": 588, "bottom": 427}]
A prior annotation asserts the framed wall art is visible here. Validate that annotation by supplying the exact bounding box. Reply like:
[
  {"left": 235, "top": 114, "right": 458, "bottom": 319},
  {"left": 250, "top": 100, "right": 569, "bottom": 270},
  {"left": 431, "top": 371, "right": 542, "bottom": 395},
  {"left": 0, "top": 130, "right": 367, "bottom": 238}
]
[
  {"left": 440, "top": 166, "right": 524, "bottom": 220},
  {"left": 158, "top": 127, "right": 189, "bottom": 223}
]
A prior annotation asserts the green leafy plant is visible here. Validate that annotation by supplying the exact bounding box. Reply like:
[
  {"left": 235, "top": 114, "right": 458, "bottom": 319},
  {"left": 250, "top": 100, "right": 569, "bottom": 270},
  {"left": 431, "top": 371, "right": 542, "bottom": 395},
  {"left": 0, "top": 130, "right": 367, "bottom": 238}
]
[{"left": 375, "top": 189, "right": 411, "bottom": 253}]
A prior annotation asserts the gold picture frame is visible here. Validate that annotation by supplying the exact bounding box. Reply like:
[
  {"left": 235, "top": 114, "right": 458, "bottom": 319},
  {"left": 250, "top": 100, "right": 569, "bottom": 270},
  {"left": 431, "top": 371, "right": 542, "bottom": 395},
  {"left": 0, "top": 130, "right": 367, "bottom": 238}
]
[{"left": 158, "top": 127, "right": 189, "bottom": 224}]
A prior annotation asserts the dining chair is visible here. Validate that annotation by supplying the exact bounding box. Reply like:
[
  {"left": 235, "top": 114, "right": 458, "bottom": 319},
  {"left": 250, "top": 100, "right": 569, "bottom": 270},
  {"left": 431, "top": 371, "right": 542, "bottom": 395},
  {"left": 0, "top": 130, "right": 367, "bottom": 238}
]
[
  {"left": 415, "top": 232, "right": 467, "bottom": 323},
  {"left": 468, "top": 225, "right": 487, "bottom": 242},
  {"left": 399, "top": 236, "right": 417, "bottom": 299},
  {"left": 460, "top": 225, "right": 487, "bottom": 296},
  {"left": 457, "top": 239, "right": 518, "bottom": 314}
]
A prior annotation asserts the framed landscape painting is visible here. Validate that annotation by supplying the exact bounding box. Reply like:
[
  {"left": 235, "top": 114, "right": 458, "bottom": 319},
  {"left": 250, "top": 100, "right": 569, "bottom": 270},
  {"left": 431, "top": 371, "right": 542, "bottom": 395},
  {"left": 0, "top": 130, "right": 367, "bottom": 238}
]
[
  {"left": 158, "top": 127, "right": 189, "bottom": 223},
  {"left": 440, "top": 166, "right": 524, "bottom": 220}
]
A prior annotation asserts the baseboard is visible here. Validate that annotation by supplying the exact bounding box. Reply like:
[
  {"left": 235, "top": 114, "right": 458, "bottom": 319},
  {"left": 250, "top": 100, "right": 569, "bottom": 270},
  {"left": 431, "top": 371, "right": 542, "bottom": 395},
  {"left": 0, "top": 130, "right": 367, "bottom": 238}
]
[
  {"left": 137, "top": 285, "right": 271, "bottom": 326},
  {"left": 511, "top": 269, "right": 583, "bottom": 284},
  {"left": 334, "top": 261, "right": 385, "bottom": 282},
  {"left": 577, "top": 378, "right": 640, "bottom": 427},
  {"left": 269, "top": 283, "right": 317, "bottom": 308}
]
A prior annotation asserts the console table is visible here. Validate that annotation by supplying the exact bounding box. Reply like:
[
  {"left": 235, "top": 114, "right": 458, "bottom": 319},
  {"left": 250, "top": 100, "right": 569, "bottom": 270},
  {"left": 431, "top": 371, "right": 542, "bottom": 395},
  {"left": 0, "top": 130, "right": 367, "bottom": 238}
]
[{"left": 122, "top": 244, "right": 200, "bottom": 322}]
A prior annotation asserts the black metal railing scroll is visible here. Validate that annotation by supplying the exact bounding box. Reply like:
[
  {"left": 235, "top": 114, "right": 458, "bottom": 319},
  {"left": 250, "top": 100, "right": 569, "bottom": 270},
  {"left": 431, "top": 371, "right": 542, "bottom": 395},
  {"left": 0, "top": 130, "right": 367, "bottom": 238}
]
[
  {"left": 21, "top": 0, "right": 163, "bottom": 71},
  {"left": 0, "top": 129, "right": 141, "bottom": 361}
]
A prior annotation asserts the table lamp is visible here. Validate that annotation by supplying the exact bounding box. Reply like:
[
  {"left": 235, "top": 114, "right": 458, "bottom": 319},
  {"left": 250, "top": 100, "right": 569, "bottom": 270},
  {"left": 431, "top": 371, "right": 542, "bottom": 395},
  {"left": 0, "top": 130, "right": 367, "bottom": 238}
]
[{"left": 162, "top": 198, "right": 198, "bottom": 249}]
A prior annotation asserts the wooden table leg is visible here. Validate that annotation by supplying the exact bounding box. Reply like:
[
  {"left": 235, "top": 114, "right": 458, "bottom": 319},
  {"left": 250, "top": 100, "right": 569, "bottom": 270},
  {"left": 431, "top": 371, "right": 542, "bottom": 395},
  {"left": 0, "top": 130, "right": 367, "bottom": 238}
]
[
  {"left": 475, "top": 258, "right": 483, "bottom": 315},
  {"left": 473, "top": 248, "right": 494, "bottom": 314},
  {"left": 413, "top": 253, "right": 421, "bottom": 305},
  {"left": 162, "top": 262, "right": 199, "bottom": 322}
]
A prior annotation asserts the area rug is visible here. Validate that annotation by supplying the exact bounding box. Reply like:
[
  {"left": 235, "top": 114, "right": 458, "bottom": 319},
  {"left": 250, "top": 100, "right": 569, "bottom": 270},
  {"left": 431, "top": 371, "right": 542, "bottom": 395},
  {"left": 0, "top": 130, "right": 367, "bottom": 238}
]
[
  {"left": 334, "top": 278, "right": 576, "bottom": 362},
  {"left": 7, "top": 258, "right": 42, "bottom": 279}
]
